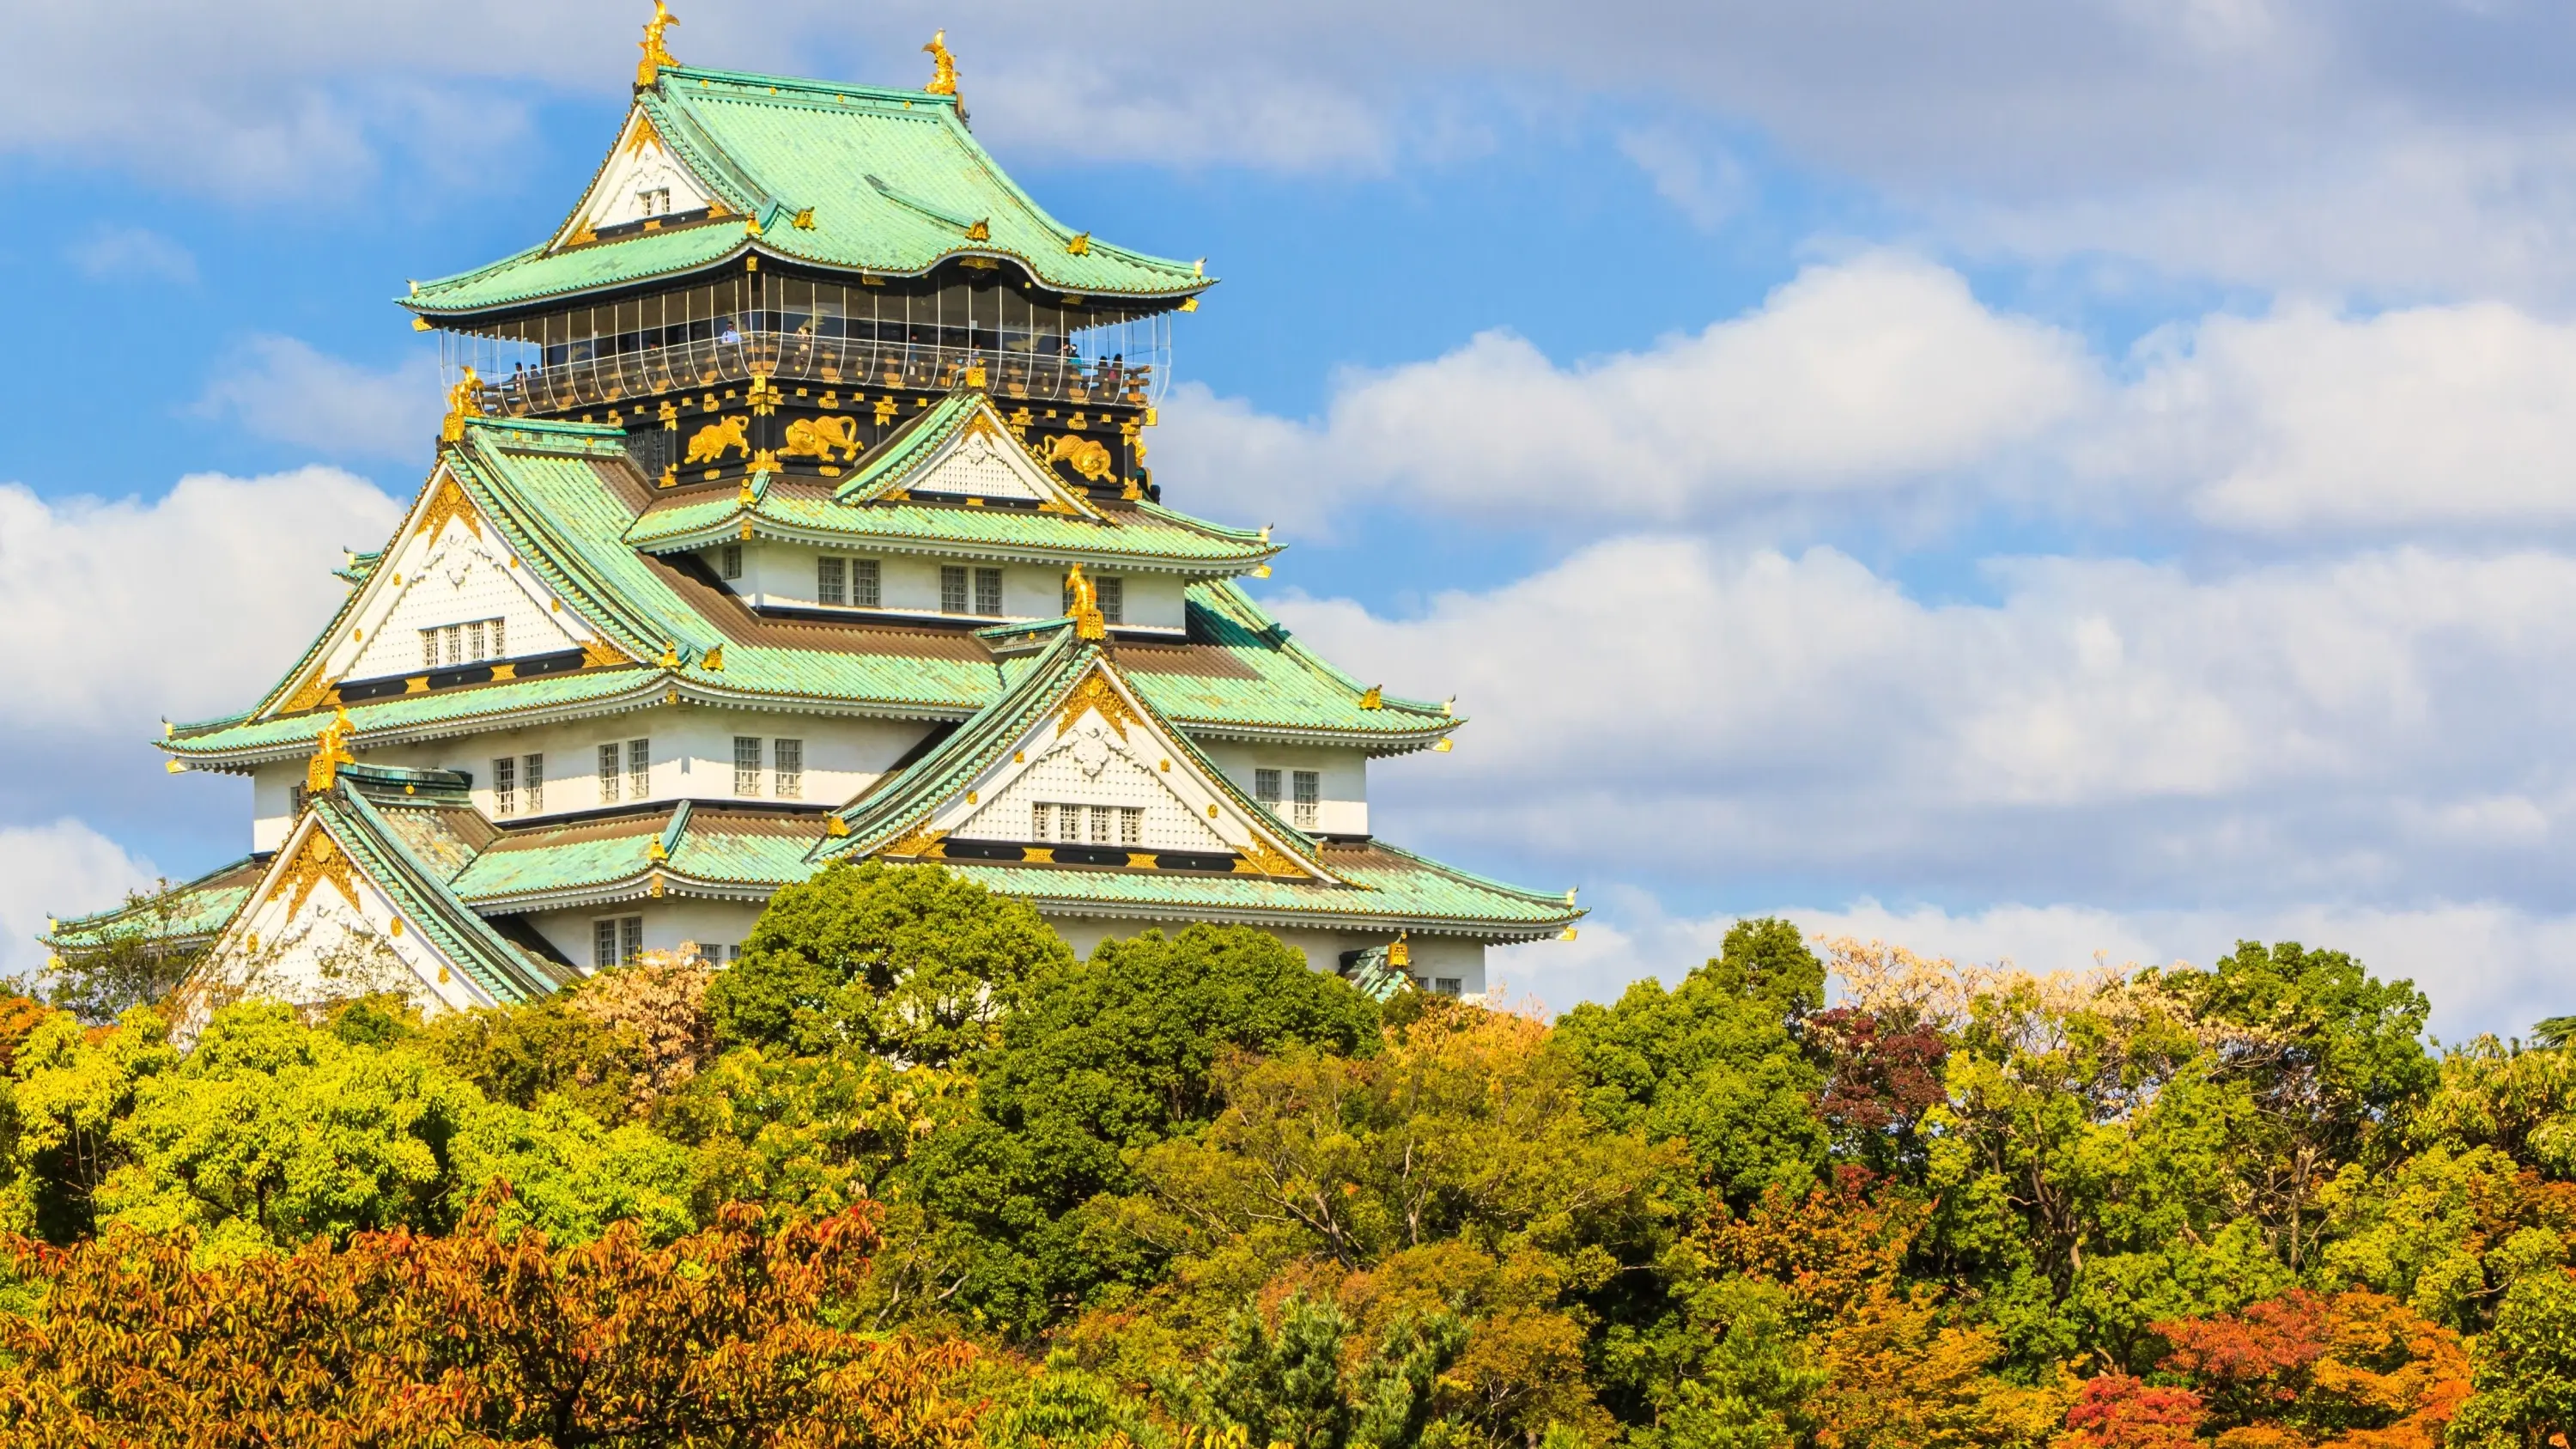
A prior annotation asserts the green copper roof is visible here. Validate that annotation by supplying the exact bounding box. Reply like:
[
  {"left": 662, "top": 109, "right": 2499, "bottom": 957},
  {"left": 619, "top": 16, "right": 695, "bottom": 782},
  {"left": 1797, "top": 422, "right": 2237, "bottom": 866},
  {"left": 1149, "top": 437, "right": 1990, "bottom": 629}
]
[
  {"left": 45, "top": 855, "right": 266, "bottom": 953},
  {"left": 167, "top": 667, "right": 658, "bottom": 761},
  {"left": 319, "top": 790, "right": 572, "bottom": 1003},
  {"left": 939, "top": 838, "right": 1580, "bottom": 937},
  {"left": 628, "top": 484, "right": 1273, "bottom": 570},
  {"left": 450, "top": 804, "right": 830, "bottom": 907},
  {"left": 407, "top": 68, "right": 1206, "bottom": 318}
]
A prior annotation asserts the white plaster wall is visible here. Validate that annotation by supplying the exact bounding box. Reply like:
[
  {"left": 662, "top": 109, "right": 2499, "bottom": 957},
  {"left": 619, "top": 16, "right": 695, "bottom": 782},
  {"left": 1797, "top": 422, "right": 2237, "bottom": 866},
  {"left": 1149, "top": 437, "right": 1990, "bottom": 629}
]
[
  {"left": 1044, "top": 914, "right": 1488, "bottom": 996},
  {"left": 963, "top": 745, "right": 1230, "bottom": 850},
  {"left": 716, "top": 540, "right": 1187, "bottom": 632},
  {"left": 353, "top": 705, "right": 933, "bottom": 819},
  {"left": 252, "top": 762, "right": 301, "bottom": 854},
  {"left": 1201, "top": 744, "right": 1371, "bottom": 837},
  {"left": 519, "top": 897, "right": 768, "bottom": 972},
  {"left": 216, "top": 837, "right": 494, "bottom": 1018},
  {"left": 345, "top": 525, "right": 577, "bottom": 679}
]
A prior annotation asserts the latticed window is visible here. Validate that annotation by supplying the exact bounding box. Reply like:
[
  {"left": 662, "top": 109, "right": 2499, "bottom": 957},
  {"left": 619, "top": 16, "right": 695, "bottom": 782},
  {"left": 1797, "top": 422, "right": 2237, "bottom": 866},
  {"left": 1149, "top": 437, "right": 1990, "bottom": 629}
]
[
  {"left": 1293, "top": 770, "right": 1320, "bottom": 830},
  {"left": 628, "top": 739, "right": 650, "bottom": 801},
  {"left": 490, "top": 617, "right": 506, "bottom": 657},
  {"left": 1434, "top": 977, "right": 1463, "bottom": 997},
  {"left": 974, "top": 567, "right": 1004, "bottom": 617},
  {"left": 493, "top": 756, "right": 516, "bottom": 816},
  {"left": 1121, "top": 807, "right": 1142, "bottom": 845},
  {"left": 773, "top": 739, "right": 803, "bottom": 799},
  {"left": 523, "top": 753, "right": 544, "bottom": 811},
  {"left": 598, "top": 742, "right": 622, "bottom": 802},
  {"left": 733, "top": 736, "right": 762, "bottom": 795},
  {"left": 467, "top": 621, "right": 487, "bottom": 661},
  {"left": 1032, "top": 802, "right": 1052, "bottom": 840},
  {"left": 1255, "top": 769, "right": 1281, "bottom": 807},
  {"left": 720, "top": 544, "right": 743, "bottom": 580},
  {"left": 853, "top": 558, "right": 882, "bottom": 606},
  {"left": 624, "top": 916, "right": 645, "bottom": 963},
  {"left": 422, "top": 629, "right": 439, "bottom": 669},
  {"left": 939, "top": 565, "right": 969, "bottom": 613},
  {"left": 594, "top": 915, "right": 644, "bottom": 968},
  {"left": 1097, "top": 576, "right": 1124, "bottom": 624},
  {"left": 1090, "top": 805, "right": 1115, "bottom": 844},
  {"left": 817, "top": 556, "right": 845, "bottom": 606}
]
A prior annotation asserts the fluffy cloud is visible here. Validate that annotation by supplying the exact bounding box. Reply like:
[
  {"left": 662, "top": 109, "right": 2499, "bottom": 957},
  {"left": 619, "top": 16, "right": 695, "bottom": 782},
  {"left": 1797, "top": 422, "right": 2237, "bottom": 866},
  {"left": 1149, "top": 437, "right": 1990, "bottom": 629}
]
[
  {"left": 195, "top": 337, "right": 443, "bottom": 461},
  {"left": 0, "top": 820, "right": 158, "bottom": 984},
  {"left": 1165, "top": 257, "right": 2576, "bottom": 539},
  {"left": 0, "top": 469, "right": 404, "bottom": 737},
  {"left": 1273, "top": 534, "right": 2576, "bottom": 906},
  {"left": 1493, "top": 894, "right": 2576, "bottom": 1041},
  {"left": 16, "top": 3, "right": 2576, "bottom": 290},
  {"left": 1157, "top": 254, "right": 2096, "bottom": 532}
]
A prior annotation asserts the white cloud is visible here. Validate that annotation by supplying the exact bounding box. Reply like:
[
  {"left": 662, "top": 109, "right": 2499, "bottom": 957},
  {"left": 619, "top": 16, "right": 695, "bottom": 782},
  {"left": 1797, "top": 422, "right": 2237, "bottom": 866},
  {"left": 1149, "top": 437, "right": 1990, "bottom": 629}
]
[
  {"left": 195, "top": 336, "right": 442, "bottom": 460},
  {"left": 1275, "top": 534, "right": 2576, "bottom": 904},
  {"left": 1494, "top": 895, "right": 2576, "bottom": 1042},
  {"left": 1617, "top": 127, "right": 1751, "bottom": 231},
  {"left": 65, "top": 224, "right": 197, "bottom": 283},
  {"left": 0, "top": 820, "right": 158, "bottom": 984},
  {"left": 0, "top": 469, "right": 404, "bottom": 737},
  {"left": 2104, "top": 298, "right": 2576, "bottom": 532},
  {"left": 1157, "top": 254, "right": 2095, "bottom": 533}
]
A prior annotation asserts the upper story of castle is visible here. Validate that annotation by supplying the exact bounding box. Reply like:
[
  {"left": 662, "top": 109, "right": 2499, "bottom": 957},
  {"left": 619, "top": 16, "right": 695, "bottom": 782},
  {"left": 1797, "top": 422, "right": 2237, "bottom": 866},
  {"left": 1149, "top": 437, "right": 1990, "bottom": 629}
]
[{"left": 404, "top": 15, "right": 1206, "bottom": 501}]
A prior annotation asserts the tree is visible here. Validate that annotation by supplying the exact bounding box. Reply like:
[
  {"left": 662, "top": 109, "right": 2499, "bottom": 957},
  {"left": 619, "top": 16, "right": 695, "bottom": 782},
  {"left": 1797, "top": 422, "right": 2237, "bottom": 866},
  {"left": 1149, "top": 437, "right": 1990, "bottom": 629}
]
[
  {"left": 2451, "top": 1268, "right": 2576, "bottom": 1449},
  {"left": 1159, "top": 1289, "right": 1467, "bottom": 1449},
  {"left": 707, "top": 861, "right": 1072, "bottom": 1068},
  {"left": 0, "top": 1195, "right": 983, "bottom": 1446},
  {"left": 20, "top": 880, "right": 207, "bottom": 1024},
  {"left": 1550, "top": 917, "right": 1827, "bottom": 1206},
  {"left": 885, "top": 924, "right": 1382, "bottom": 1336}
]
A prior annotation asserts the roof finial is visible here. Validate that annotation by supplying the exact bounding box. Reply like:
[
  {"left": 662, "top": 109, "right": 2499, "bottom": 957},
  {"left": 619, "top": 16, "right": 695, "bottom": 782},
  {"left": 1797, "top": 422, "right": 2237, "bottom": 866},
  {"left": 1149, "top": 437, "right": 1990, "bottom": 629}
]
[
  {"left": 637, "top": 0, "right": 679, "bottom": 88},
  {"left": 1066, "top": 563, "right": 1107, "bottom": 641},
  {"left": 923, "top": 29, "right": 959, "bottom": 96},
  {"left": 440, "top": 366, "right": 480, "bottom": 443},
  {"left": 306, "top": 707, "right": 356, "bottom": 796}
]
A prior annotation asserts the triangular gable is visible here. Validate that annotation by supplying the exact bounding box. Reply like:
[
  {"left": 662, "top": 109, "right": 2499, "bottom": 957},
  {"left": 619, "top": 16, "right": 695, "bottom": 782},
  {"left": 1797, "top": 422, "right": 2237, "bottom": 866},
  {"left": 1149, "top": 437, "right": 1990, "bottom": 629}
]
[
  {"left": 264, "top": 456, "right": 633, "bottom": 719},
  {"left": 186, "top": 801, "right": 535, "bottom": 1022},
  {"left": 839, "top": 639, "right": 1340, "bottom": 884},
  {"left": 841, "top": 393, "right": 1103, "bottom": 517},
  {"left": 550, "top": 107, "right": 730, "bottom": 251}
]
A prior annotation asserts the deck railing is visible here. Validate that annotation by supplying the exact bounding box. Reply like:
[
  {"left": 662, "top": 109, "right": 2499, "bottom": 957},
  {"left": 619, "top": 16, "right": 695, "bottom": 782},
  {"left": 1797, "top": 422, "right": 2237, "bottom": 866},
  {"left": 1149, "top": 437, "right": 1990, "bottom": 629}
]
[{"left": 474, "top": 332, "right": 1153, "bottom": 419}]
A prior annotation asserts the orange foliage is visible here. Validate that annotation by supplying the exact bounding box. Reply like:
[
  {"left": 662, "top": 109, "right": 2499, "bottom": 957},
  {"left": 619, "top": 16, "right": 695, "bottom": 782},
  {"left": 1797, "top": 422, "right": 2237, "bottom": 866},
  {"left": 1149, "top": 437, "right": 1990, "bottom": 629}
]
[
  {"left": 0, "top": 992, "right": 52, "bottom": 1072},
  {"left": 2061, "top": 1289, "right": 2474, "bottom": 1449},
  {"left": 2062, "top": 1375, "right": 2208, "bottom": 1449},
  {"left": 0, "top": 1193, "right": 982, "bottom": 1447}
]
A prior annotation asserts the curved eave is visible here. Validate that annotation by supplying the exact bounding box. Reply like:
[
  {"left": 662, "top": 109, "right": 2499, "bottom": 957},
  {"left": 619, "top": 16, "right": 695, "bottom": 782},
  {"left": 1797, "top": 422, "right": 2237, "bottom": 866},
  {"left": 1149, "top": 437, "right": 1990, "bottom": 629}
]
[
  {"left": 937, "top": 879, "right": 1577, "bottom": 943},
  {"left": 457, "top": 868, "right": 793, "bottom": 916},
  {"left": 628, "top": 508, "right": 1277, "bottom": 575},
  {"left": 1170, "top": 716, "right": 1462, "bottom": 756}
]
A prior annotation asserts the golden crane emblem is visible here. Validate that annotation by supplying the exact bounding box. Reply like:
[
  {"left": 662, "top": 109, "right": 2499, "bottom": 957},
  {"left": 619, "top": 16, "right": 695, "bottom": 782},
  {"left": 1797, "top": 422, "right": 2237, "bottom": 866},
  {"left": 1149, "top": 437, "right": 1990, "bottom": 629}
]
[
  {"left": 923, "top": 30, "right": 959, "bottom": 96},
  {"left": 637, "top": 0, "right": 679, "bottom": 88}
]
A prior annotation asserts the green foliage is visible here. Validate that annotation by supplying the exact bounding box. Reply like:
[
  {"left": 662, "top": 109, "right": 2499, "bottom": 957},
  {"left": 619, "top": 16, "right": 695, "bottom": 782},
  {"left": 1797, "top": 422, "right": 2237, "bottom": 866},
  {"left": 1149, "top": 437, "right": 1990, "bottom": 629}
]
[
  {"left": 1161, "top": 1290, "right": 1467, "bottom": 1449},
  {"left": 707, "top": 860, "right": 1072, "bottom": 1066},
  {"left": 2453, "top": 1268, "right": 2576, "bottom": 1449},
  {"left": 889, "top": 924, "right": 1383, "bottom": 1336},
  {"left": 1551, "top": 916, "right": 1827, "bottom": 1205}
]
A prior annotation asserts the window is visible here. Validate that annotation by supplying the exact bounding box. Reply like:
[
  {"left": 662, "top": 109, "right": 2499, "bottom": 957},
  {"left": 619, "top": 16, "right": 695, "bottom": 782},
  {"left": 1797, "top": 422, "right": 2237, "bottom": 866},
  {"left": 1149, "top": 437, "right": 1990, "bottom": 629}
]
[
  {"left": 1120, "top": 807, "right": 1141, "bottom": 845},
  {"left": 593, "top": 915, "right": 645, "bottom": 968},
  {"left": 598, "top": 742, "right": 623, "bottom": 802},
  {"left": 1031, "top": 802, "right": 1051, "bottom": 840},
  {"left": 817, "top": 556, "right": 845, "bottom": 606},
  {"left": 773, "top": 738, "right": 803, "bottom": 799},
  {"left": 733, "top": 736, "right": 762, "bottom": 795},
  {"left": 719, "top": 544, "right": 743, "bottom": 580},
  {"left": 639, "top": 186, "right": 671, "bottom": 216},
  {"left": 1434, "top": 977, "right": 1463, "bottom": 997},
  {"left": 523, "top": 753, "right": 544, "bottom": 811},
  {"left": 852, "top": 558, "right": 882, "bottom": 606},
  {"left": 628, "top": 739, "right": 650, "bottom": 801},
  {"left": 494, "top": 756, "right": 516, "bottom": 816},
  {"left": 1097, "top": 575, "right": 1124, "bottom": 624},
  {"left": 974, "top": 567, "right": 1004, "bottom": 617},
  {"left": 1031, "top": 803, "right": 1141, "bottom": 847},
  {"left": 1255, "top": 769, "right": 1281, "bottom": 807},
  {"left": 940, "top": 565, "right": 969, "bottom": 613},
  {"left": 419, "top": 618, "right": 507, "bottom": 669},
  {"left": 1292, "top": 770, "right": 1320, "bottom": 830}
]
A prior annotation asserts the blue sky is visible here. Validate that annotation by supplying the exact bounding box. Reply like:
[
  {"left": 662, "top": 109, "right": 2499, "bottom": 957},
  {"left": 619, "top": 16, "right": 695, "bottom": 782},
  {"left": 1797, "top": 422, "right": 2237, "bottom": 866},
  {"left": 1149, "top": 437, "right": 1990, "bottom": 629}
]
[{"left": 15, "top": 0, "right": 2576, "bottom": 1034}]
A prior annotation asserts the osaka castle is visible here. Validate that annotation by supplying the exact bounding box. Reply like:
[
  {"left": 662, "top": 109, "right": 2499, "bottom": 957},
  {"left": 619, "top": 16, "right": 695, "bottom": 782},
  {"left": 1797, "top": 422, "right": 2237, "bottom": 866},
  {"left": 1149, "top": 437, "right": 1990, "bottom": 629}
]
[{"left": 46, "top": 19, "right": 1581, "bottom": 1014}]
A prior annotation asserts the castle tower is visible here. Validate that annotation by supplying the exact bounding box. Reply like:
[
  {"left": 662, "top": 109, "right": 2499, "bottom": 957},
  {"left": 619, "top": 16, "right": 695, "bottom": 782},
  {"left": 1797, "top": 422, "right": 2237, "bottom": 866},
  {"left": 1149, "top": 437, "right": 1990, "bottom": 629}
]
[{"left": 48, "top": 17, "right": 1581, "bottom": 1014}]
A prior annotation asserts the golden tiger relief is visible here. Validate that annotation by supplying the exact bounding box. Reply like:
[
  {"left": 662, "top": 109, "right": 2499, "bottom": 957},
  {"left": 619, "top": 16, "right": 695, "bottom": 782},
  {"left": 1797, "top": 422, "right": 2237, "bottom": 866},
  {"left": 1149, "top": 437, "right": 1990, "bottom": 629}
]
[
  {"left": 1047, "top": 433, "right": 1115, "bottom": 482},
  {"left": 684, "top": 416, "right": 751, "bottom": 464},
  {"left": 782, "top": 414, "right": 863, "bottom": 462}
]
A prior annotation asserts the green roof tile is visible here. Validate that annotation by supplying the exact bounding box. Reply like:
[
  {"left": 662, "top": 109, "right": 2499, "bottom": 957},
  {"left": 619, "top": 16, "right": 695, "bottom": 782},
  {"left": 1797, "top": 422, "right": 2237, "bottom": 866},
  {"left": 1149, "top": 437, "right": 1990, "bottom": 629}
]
[{"left": 408, "top": 70, "right": 1205, "bottom": 317}]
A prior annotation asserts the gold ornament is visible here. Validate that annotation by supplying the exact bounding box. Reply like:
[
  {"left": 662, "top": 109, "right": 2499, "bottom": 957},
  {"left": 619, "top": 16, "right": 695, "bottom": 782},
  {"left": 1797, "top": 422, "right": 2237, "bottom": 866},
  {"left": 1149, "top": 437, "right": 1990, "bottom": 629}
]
[
  {"left": 305, "top": 707, "right": 356, "bottom": 795},
  {"left": 440, "top": 367, "right": 480, "bottom": 442},
  {"left": 684, "top": 416, "right": 751, "bottom": 464},
  {"left": 782, "top": 415, "right": 863, "bottom": 461},
  {"left": 922, "top": 30, "right": 958, "bottom": 95},
  {"left": 636, "top": 0, "right": 678, "bottom": 87},
  {"left": 1063, "top": 565, "right": 1110, "bottom": 642}
]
